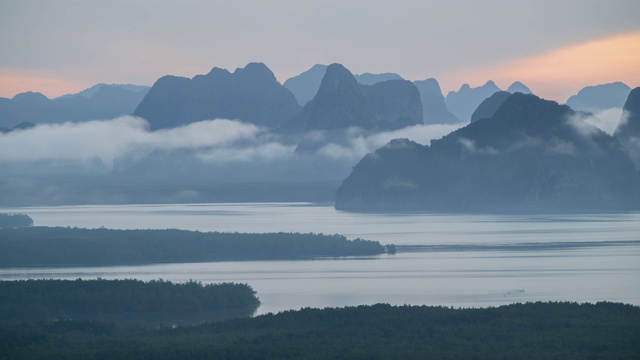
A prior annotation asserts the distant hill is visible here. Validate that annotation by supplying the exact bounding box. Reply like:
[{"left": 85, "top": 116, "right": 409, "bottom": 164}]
[
  {"left": 566, "top": 82, "right": 631, "bottom": 112},
  {"left": 336, "top": 93, "right": 640, "bottom": 212},
  {"left": 354, "top": 72, "right": 404, "bottom": 85},
  {"left": 614, "top": 87, "right": 640, "bottom": 166},
  {"left": 360, "top": 79, "right": 423, "bottom": 130},
  {"left": 0, "top": 85, "right": 149, "bottom": 128},
  {"left": 445, "top": 80, "right": 502, "bottom": 121},
  {"left": 413, "top": 78, "right": 459, "bottom": 124},
  {"left": 56, "top": 83, "right": 149, "bottom": 100},
  {"left": 134, "top": 62, "right": 300, "bottom": 129},
  {"left": 470, "top": 91, "right": 512, "bottom": 123},
  {"left": 507, "top": 81, "right": 532, "bottom": 94}
]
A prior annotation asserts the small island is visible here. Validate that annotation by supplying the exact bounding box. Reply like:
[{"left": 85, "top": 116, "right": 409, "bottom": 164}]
[
  {"left": 0, "top": 279, "right": 259, "bottom": 324},
  {"left": 0, "top": 213, "right": 33, "bottom": 228}
]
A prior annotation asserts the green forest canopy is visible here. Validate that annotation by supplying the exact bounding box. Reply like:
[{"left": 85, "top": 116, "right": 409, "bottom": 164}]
[{"left": 0, "top": 302, "right": 637, "bottom": 359}]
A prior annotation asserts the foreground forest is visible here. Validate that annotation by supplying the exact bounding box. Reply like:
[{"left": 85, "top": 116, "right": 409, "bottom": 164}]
[
  {"left": 1, "top": 302, "right": 637, "bottom": 359},
  {"left": 0, "top": 227, "right": 386, "bottom": 267}
]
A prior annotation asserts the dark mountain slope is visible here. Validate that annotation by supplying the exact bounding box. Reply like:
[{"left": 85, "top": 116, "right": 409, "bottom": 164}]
[
  {"left": 614, "top": 87, "right": 640, "bottom": 166},
  {"left": 470, "top": 91, "right": 512, "bottom": 123}
]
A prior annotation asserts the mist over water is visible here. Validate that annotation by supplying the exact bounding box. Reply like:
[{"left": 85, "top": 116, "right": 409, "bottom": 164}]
[{"left": 3, "top": 203, "right": 639, "bottom": 314}]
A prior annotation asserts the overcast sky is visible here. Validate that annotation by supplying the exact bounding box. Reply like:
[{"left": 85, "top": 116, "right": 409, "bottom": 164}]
[{"left": 1, "top": 0, "right": 638, "bottom": 101}]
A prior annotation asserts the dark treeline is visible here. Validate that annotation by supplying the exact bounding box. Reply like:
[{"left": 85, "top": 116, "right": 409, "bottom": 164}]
[
  {"left": 0, "top": 302, "right": 638, "bottom": 359},
  {"left": 0, "top": 279, "right": 259, "bottom": 322},
  {"left": 0, "top": 214, "right": 33, "bottom": 228},
  {"left": 0, "top": 227, "right": 385, "bottom": 267}
]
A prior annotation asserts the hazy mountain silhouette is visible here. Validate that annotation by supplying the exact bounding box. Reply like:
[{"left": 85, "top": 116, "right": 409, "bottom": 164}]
[
  {"left": 283, "top": 65, "right": 421, "bottom": 134},
  {"left": 57, "top": 84, "right": 149, "bottom": 100},
  {"left": 283, "top": 64, "right": 375, "bottom": 133},
  {"left": 0, "top": 122, "right": 35, "bottom": 133},
  {"left": 507, "top": 81, "right": 532, "bottom": 94},
  {"left": 614, "top": 87, "right": 640, "bottom": 166},
  {"left": 413, "top": 78, "right": 459, "bottom": 124},
  {"left": 566, "top": 82, "right": 631, "bottom": 112},
  {"left": 360, "top": 80, "right": 423, "bottom": 130},
  {"left": 134, "top": 63, "right": 300, "bottom": 129},
  {"left": 283, "top": 64, "right": 328, "bottom": 106},
  {"left": 445, "top": 80, "right": 502, "bottom": 121},
  {"left": 0, "top": 85, "right": 149, "bottom": 128},
  {"left": 354, "top": 72, "right": 404, "bottom": 85},
  {"left": 470, "top": 91, "right": 512, "bottom": 123},
  {"left": 336, "top": 93, "right": 640, "bottom": 212},
  {"left": 283, "top": 65, "right": 404, "bottom": 106}
]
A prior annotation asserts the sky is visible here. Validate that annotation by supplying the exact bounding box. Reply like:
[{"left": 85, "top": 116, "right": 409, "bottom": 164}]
[{"left": 1, "top": 0, "right": 639, "bottom": 102}]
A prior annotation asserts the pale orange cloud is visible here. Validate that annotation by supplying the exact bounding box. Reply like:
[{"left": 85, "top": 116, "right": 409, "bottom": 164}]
[
  {"left": 0, "top": 68, "right": 91, "bottom": 99},
  {"left": 441, "top": 31, "right": 640, "bottom": 103}
]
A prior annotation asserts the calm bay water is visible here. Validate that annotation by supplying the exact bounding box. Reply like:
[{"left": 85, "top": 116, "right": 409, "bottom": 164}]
[{"left": 1, "top": 203, "right": 639, "bottom": 314}]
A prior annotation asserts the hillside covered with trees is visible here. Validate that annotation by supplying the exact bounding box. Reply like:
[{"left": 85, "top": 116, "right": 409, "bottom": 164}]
[{"left": 0, "top": 302, "right": 637, "bottom": 359}]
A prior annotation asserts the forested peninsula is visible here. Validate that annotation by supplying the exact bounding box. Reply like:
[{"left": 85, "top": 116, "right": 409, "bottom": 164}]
[
  {"left": 1, "top": 302, "right": 637, "bottom": 359},
  {"left": 0, "top": 227, "right": 386, "bottom": 267}
]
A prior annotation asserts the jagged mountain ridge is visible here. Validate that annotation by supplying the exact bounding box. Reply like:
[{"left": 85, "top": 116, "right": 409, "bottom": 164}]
[
  {"left": 134, "top": 62, "right": 300, "bottom": 129},
  {"left": 282, "top": 64, "right": 423, "bottom": 133}
]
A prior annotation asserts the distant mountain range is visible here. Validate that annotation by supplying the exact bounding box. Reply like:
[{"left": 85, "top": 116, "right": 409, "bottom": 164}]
[
  {"left": 336, "top": 93, "right": 640, "bottom": 212},
  {"left": 0, "top": 84, "right": 149, "bottom": 128},
  {"left": 1, "top": 61, "right": 638, "bottom": 210},
  {"left": 2, "top": 61, "right": 630, "bottom": 135}
]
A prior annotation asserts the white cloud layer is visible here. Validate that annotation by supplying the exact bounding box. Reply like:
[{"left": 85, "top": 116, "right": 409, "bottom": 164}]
[
  {"left": 314, "top": 123, "right": 464, "bottom": 161},
  {"left": 0, "top": 117, "right": 268, "bottom": 164},
  {"left": 581, "top": 108, "right": 626, "bottom": 135},
  {"left": 0, "top": 118, "right": 464, "bottom": 166}
]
